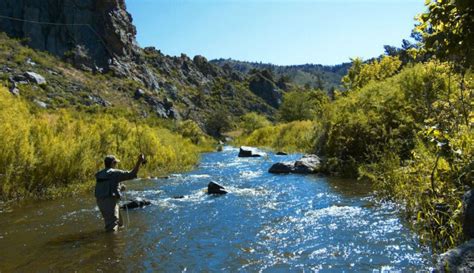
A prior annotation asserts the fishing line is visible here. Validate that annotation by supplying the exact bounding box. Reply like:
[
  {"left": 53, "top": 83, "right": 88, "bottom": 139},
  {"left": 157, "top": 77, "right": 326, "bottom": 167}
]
[{"left": 122, "top": 190, "right": 130, "bottom": 229}]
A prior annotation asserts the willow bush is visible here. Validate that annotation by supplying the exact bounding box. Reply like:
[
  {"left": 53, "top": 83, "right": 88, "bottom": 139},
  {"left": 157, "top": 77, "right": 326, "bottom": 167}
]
[
  {"left": 0, "top": 87, "right": 205, "bottom": 200},
  {"left": 236, "top": 120, "right": 315, "bottom": 153}
]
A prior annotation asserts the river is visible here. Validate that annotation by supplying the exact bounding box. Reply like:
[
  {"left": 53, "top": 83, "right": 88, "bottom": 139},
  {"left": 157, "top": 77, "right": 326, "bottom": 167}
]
[{"left": 0, "top": 146, "right": 434, "bottom": 272}]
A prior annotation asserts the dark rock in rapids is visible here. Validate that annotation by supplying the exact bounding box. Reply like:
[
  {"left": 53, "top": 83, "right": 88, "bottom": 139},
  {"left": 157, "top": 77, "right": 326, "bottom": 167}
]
[
  {"left": 276, "top": 152, "right": 288, "bottom": 155},
  {"left": 238, "top": 146, "right": 266, "bottom": 158},
  {"left": 207, "top": 181, "right": 227, "bottom": 195},
  {"left": 120, "top": 198, "right": 151, "bottom": 209}
]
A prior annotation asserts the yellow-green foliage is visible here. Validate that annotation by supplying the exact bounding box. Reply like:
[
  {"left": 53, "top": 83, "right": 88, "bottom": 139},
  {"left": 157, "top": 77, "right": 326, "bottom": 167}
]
[
  {"left": 277, "top": 89, "right": 329, "bottom": 122},
  {"left": 239, "top": 112, "right": 271, "bottom": 134},
  {"left": 237, "top": 120, "right": 315, "bottom": 153},
  {"left": 321, "top": 60, "right": 473, "bottom": 251},
  {"left": 342, "top": 56, "right": 402, "bottom": 91},
  {"left": 0, "top": 87, "right": 203, "bottom": 201}
]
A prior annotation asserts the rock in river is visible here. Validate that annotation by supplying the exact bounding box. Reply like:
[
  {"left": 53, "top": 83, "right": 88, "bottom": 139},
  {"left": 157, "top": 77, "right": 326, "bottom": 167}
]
[
  {"left": 121, "top": 198, "right": 151, "bottom": 209},
  {"left": 238, "top": 146, "right": 266, "bottom": 157},
  {"left": 269, "top": 154, "right": 321, "bottom": 174},
  {"left": 207, "top": 181, "right": 227, "bottom": 195}
]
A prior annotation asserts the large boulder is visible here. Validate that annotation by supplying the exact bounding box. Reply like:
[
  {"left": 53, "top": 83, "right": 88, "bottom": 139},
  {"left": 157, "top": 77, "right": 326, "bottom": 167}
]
[
  {"left": 207, "top": 181, "right": 227, "bottom": 195},
  {"left": 293, "top": 155, "right": 321, "bottom": 174},
  {"left": 238, "top": 146, "right": 266, "bottom": 157},
  {"left": 437, "top": 239, "right": 474, "bottom": 272},
  {"left": 24, "top": 72, "right": 46, "bottom": 85},
  {"left": 269, "top": 154, "right": 321, "bottom": 174},
  {"left": 268, "top": 162, "right": 294, "bottom": 174}
]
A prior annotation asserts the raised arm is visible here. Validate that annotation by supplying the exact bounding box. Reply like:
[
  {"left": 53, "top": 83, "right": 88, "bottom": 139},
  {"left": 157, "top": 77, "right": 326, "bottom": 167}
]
[{"left": 131, "top": 153, "right": 146, "bottom": 176}]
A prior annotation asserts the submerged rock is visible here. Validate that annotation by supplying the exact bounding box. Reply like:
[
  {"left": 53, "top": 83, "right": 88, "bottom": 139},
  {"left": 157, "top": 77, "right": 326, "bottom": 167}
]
[
  {"left": 437, "top": 239, "right": 474, "bottom": 272},
  {"left": 120, "top": 198, "right": 151, "bottom": 209},
  {"left": 207, "top": 181, "right": 227, "bottom": 195},
  {"left": 238, "top": 146, "right": 266, "bottom": 157},
  {"left": 269, "top": 154, "right": 321, "bottom": 174}
]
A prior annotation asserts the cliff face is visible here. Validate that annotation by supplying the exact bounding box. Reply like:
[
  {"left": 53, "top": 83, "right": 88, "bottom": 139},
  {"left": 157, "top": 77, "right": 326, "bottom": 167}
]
[{"left": 0, "top": 0, "right": 145, "bottom": 77}]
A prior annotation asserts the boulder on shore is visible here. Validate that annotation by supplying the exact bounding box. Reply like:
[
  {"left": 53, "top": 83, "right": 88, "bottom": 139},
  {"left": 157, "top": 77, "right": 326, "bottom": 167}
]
[
  {"left": 238, "top": 146, "right": 266, "bottom": 157},
  {"left": 207, "top": 181, "right": 227, "bottom": 195},
  {"left": 437, "top": 239, "right": 474, "bottom": 272},
  {"left": 120, "top": 198, "right": 151, "bottom": 209},
  {"left": 269, "top": 154, "right": 321, "bottom": 174}
]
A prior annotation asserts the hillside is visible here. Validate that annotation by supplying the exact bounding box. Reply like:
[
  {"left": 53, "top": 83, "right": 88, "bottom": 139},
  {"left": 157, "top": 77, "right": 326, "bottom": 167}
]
[
  {"left": 211, "top": 58, "right": 351, "bottom": 91},
  {"left": 0, "top": 0, "right": 289, "bottom": 135}
]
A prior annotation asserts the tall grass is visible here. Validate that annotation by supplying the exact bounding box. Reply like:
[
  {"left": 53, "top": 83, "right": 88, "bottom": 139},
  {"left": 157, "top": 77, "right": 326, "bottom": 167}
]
[{"left": 0, "top": 87, "right": 207, "bottom": 201}]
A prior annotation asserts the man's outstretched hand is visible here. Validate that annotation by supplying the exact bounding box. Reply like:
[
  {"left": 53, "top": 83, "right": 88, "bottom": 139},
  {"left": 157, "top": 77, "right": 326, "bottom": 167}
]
[{"left": 138, "top": 154, "right": 147, "bottom": 165}]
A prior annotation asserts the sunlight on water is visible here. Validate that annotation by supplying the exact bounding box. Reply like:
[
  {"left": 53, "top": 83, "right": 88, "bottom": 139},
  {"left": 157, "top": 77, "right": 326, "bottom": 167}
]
[{"left": 0, "top": 147, "right": 434, "bottom": 272}]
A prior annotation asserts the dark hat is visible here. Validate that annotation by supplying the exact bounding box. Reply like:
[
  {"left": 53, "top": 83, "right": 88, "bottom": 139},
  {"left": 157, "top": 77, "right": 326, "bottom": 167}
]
[{"left": 104, "top": 155, "right": 120, "bottom": 166}]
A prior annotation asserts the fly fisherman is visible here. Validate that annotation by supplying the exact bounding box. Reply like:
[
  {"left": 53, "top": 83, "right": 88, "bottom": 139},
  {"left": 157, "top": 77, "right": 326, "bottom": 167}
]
[{"left": 95, "top": 154, "right": 146, "bottom": 232}]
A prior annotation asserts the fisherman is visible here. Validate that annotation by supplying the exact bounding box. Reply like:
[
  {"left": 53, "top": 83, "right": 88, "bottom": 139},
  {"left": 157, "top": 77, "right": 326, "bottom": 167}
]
[{"left": 95, "top": 154, "right": 146, "bottom": 232}]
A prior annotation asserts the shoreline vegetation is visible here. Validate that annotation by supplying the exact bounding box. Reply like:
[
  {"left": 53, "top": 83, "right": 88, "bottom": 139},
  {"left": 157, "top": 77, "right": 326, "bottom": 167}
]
[{"left": 0, "top": 86, "right": 214, "bottom": 201}]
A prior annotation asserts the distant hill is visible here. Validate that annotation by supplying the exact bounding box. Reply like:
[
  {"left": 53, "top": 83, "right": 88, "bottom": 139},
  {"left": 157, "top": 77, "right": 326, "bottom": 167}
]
[{"left": 211, "top": 59, "right": 352, "bottom": 91}]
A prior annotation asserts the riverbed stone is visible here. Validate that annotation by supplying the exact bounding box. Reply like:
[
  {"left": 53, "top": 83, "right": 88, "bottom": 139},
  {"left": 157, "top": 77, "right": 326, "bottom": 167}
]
[
  {"left": 437, "top": 239, "right": 474, "bottom": 272},
  {"left": 238, "top": 146, "right": 266, "bottom": 157}
]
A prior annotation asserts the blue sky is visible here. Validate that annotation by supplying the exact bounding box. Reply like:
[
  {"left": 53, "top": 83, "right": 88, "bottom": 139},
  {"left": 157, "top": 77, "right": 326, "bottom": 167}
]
[{"left": 125, "top": 0, "right": 426, "bottom": 65}]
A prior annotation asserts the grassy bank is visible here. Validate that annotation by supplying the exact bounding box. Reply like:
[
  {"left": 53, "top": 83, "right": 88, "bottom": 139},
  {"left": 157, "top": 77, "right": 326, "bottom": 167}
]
[{"left": 0, "top": 86, "right": 214, "bottom": 201}]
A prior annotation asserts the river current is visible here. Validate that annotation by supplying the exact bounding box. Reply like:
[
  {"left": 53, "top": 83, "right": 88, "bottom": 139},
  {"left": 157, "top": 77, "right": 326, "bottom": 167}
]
[{"left": 0, "top": 146, "right": 434, "bottom": 272}]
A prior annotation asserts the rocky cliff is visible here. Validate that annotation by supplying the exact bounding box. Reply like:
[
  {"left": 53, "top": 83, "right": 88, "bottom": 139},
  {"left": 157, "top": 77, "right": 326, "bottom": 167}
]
[{"left": 0, "top": 0, "right": 160, "bottom": 88}]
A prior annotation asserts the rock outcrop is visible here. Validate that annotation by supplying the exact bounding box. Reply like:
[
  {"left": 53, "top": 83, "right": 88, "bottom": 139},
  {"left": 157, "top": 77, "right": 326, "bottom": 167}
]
[
  {"left": 238, "top": 146, "right": 266, "bottom": 157},
  {"left": 0, "top": 0, "right": 159, "bottom": 89},
  {"left": 248, "top": 71, "right": 282, "bottom": 108},
  {"left": 269, "top": 154, "right": 321, "bottom": 174},
  {"left": 0, "top": 0, "right": 136, "bottom": 69}
]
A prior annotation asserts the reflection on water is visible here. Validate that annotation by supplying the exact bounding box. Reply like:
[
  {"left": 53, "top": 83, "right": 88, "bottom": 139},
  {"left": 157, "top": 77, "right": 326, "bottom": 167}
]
[{"left": 0, "top": 147, "right": 434, "bottom": 272}]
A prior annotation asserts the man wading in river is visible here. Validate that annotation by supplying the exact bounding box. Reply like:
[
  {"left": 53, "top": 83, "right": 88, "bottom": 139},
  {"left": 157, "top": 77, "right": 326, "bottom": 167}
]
[{"left": 95, "top": 154, "right": 146, "bottom": 232}]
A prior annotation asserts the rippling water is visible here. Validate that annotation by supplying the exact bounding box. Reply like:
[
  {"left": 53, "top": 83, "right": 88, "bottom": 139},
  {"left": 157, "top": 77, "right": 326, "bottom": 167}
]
[{"left": 0, "top": 147, "right": 434, "bottom": 272}]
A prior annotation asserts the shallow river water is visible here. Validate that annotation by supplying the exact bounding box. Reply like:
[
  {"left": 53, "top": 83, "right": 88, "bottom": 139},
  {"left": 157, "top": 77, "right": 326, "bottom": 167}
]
[{"left": 0, "top": 147, "right": 434, "bottom": 272}]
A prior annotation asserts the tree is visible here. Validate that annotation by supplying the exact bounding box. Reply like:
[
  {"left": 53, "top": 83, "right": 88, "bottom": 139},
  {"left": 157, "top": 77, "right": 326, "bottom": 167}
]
[
  {"left": 414, "top": 0, "right": 474, "bottom": 70},
  {"left": 239, "top": 112, "right": 271, "bottom": 134},
  {"left": 277, "top": 89, "right": 328, "bottom": 122}
]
